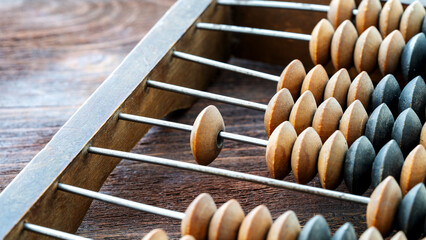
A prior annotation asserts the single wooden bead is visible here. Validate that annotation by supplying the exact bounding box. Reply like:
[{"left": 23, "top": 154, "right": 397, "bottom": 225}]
[
  {"left": 309, "top": 19, "right": 335, "bottom": 65},
  {"left": 312, "top": 98, "right": 343, "bottom": 142},
  {"left": 180, "top": 236, "right": 196, "bottom": 240},
  {"left": 291, "top": 127, "right": 322, "bottom": 184},
  {"left": 323, "top": 68, "right": 351, "bottom": 108},
  {"left": 182, "top": 193, "right": 217, "bottom": 240},
  {"left": 190, "top": 105, "right": 225, "bottom": 165},
  {"left": 318, "top": 130, "right": 348, "bottom": 190},
  {"left": 347, "top": 72, "right": 374, "bottom": 109},
  {"left": 340, "top": 100, "right": 368, "bottom": 146},
  {"left": 365, "top": 104, "right": 395, "bottom": 151},
  {"left": 392, "top": 108, "right": 422, "bottom": 156},
  {"left": 208, "top": 199, "right": 245, "bottom": 240},
  {"left": 297, "top": 215, "right": 331, "bottom": 240},
  {"left": 301, "top": 65, "right": 329, "bottom": 104},
  {"left": 359, "top": 227, "right": 383, "bottom": 240},
  {"left": 327, "top": 0, "right": 356, "bottom": 28},
  {"left": 264, "top": 88, "right": 294, "bottom": 137},
  {"left": 398, "top": 76, "right": 426, "bottom": 122},
  {"left": 277, "top": 59, "right": 306, "bottom": 100},
  {"left": 266, "top": 211, "right": 301, "bottom": 240},
  {"left": 371, "top": 140, "right": 404, "bottom": 187},
  {"left": 399, "top": 1, "right": 426, "bottom": 41},
  {"left": 400, "top": 145, "right": 426, "bottom": 195},
  {"left": 142, "top": 229, "right": 169, "bottom": 240},
  {"left": 390, "top": 231, "right": 407, "bottom": 240},
  {"left": 266, "top": 121, "right": 297, "bottom": 180},
  {"left": 400, "top": 33, "right": 426, "bottom": 82},
  {"left": 344, "top": 136, "right": 375, "bottom": 195},
  {"left": 421, "top": 123, "right": 426, "bottom": 149},
  {"left": 367, "top": 176, "right": 402, "bottom": 236},
  {"left": 396, "top": 183, "right": 426, "bottom": 239},
  {"left": 332, "top": 222, "right": 357, "bottom": 240},
  {"left": 370, "top": 74, "right": 401, "bottom": 114},
  {"left": 331, "top": 20, "right": 359, "bottom": 70},
  {"left": 379, "top": 0, "right": 404, "bottom": 37},
  {"left": 356, "top": 0, "right": 382, "bottom": 34},
  {"left": 237, "top": 205, "right": 272, "bottom": 240},
  {"left": 378, "top": 30, "right": 405, "bottom": 75},
  {"left": 354, "top": 27, "right": 383, "bottom": 73},
  {"left": 289, "top": 90, "right": 317, "bottom": 135}
]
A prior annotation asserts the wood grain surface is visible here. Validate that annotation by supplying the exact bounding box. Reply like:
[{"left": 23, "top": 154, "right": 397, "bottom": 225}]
[{"left": 0, "top": 0, "right": 392, "bottom": 239}]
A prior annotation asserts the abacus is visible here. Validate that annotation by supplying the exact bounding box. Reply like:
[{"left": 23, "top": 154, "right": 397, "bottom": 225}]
[{"left": 0, "top": 0, "right": 425, "bottom": 239}]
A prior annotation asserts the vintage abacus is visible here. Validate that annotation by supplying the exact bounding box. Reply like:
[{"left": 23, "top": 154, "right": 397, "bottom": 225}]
[{"left": 0, "top": 0, "right": 425, "bottom": 239}]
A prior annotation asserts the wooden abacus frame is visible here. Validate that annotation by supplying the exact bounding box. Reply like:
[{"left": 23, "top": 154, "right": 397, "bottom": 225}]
[{"left": 0, "top": 0, "right": 423, "bottom": 239}]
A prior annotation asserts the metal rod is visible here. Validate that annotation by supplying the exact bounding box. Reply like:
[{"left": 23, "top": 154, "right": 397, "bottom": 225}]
[
  {"left": 118, "top": 113, "right": 269, "bottom": 147},
  {"left": 88, "top": 147, "right": 370, "bottom": 205},
  {"left": 57, "top": 183, "right": 185, "bottom": 220},
  {"left": 197, "top": 23, "right": 311, "bottom": 41},
  {"left": 173, "top": 51, "right": 280, "bottom": 82},
  {"left": 24, "top": 223, "right": 92, "bottom": 240},
  {"left": 216, "top": 0, "right": 358, "bottom": 15},
  {"left": 146, "top": 80, "right": 267, "bottom": 111}
]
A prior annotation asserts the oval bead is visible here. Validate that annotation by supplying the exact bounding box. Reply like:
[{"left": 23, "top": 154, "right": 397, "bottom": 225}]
[
  {"left": 266, "top": 211, "right": 301, "bottom": 240},
  {"left": 190, "top": 105, "right": 225, "bottom": 165},
  {"left": 277, "top": 59, "right": 306, "bottom": 99},
  {"left": 298, "top": 215, "right": 331, "bottom": 240},
  {"left": 327, "top": 0, "right": 355, "bottom": 28},
  {"left": 400, "top": 145, "right": 426, "bottom": 195},
  {"left": 421, "top": 123, "right": 426, "bottom": 149},
  {"left": 392, "top": 108, "right": 422, "bottom": 156},
  {"left": 312, "top": 97, "right": 343, "bottom": 142},
  {"left": 323, "top": 68, "right": 351, "bottom": 107},
  {"left": 367, "top": 176, "right": 402, "bottom": 236},
  {"left": 309, "top": 19, "right": 334, "bottom": 65},
  {"left": 266, "top": 121, "right": 297, "bottom": 179},
  {"left": 399, "top": 1, "right": 425, "bottom": 41},
  {"left": 289, "top": 90, "right": 317, "bottom": 135},
  {"left": 238, "top": 205, "right": 272, "bottom": 240},
  {"left": 355, "top": 0, "right": 381, "bottom": 34},
  {"left": 396, "top": 183, "right": 426, "bottom": 239},
  {"left": 365, "top": 104, "right": 394, "bottom": 151},
  {"left": 398, "top": 76, "right": 426, "bottom": 122},
  {"left": 400, "top": 32, "right": 426, "bottom": 82},
  {"left": 331, "top": 20, "right": 359, "bottom": 69},
  {"left": 182, "top": 193, "right": 217, "bottom": 240},
  {"left": 390, "top": 231, "right": 407, "bottom": 240},
  {"left": 370, "top": 74, "right": 401, "bottom": 114},
  {"left": 379, "top": 0, "right": 403, "bottom": 37},
  {"left": 354, "top": 27, "right": 383, "bottom": 74},
  {"left": 347, "top": 72, "right": 374, "bottom": 109},
  {"left": 301, "top": 65, "right": 329, "bottom": 104},
  {"left": 371, "top": 140, "right": 404, "bottom": 187},
  {"left": 378, "top": 30, "right": 405, "bottom": 75},
  {"left": 318, "top": 130, "right": 348, "bottom": 190},
  {"left": 339, "top": 100, "right": 368, "bottom": 146},
  {"left": 359, "top": 227, "right": 383, "bottom": 240},
  {"left": 332, "top": 222, "right": 357, "bottom": 240},
  {"left": 344, "top": 136, "right": 375, "bottom": 195},
  {"left": 209, "top": 199, "right": 245, "bottom": 240},
  {"left": 142, "top": 229, "right": 169, "bottom": 240},
  {"left": 180, "top": 236, "right": 196, "bottom": 240},
  {"left": 264, "top": 88, "right": 294, "bottom": 136}
]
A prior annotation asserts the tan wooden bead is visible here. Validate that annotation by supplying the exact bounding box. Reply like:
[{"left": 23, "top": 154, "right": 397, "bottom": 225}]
[
  {"left": 142, "top": 229, "right": 169, "bottom": 240},
  {"left": 331, "top": 20, "right": 359, "bottom": 70},
  {"left": 291, "top": 127, "right": 322, "bottom": 184},
  {"left": 390, "top": 231, "right": 407, "bottom": 240},
  {"left": 309, "top": 19, "right": 335, "bottom": 65},
  {"left": 208, "top": 199, "right": 245, "bottom": 240},
  {"left": 359, "top": 227, "right": 384, "bottom": 240},
  {"left": 264, "top": 88, "right": 294, "bottom": 137},
  {"left": 339, "top": 100, "right": 368, "bottom": 146},
  {"left": 354, "top": 27, "right": 383, "bottom": 73},
  {"left": 347, "top": 71, "right": 374, "bottom": 108},
  {"left": 400, "top": 145, "right": 426, "bottom": 195},
  {"left": 421, "top": 123, "right": 426, "bottom": 149},
  {"left": 312, "top": 97, "right": 343, "bottom": 142},
  {"left": 182, "top": 193, "right": 217, "bottom": 240},
  {"left": 238, "top": 205, "right": 273, "bottom": 240},
  {"left": 356, "top": 0, "right": 382, "bottom": 34},
  {"left": 266, "top": 211, "right": 301, "bottom": 240},
  {"left": 317, "top": 130, "right": 348, "bottom": 190},
  {"left": 190, "top": 105, "right": 225, "bottom": 165},
  {"left": 180, "top": 236, "right": 196, "bottom": 240},
  {"left": 266, "top": 121, "right": 298, "bottom": 179},
  {"left": 379, "top": 0, "right": 403, "bottom": 37},
  {"left": 327, "top": 0, "right": 356, "bottom": 28},
  {"left": 378, "top": 30, "right": 405, "bottom": 75},
  {"left": 277, "top": 59, "right": 306, "bottom": 99},
  {"left": 289, "top": 91, "right": 317, "bottom": 135},
  {"left": 301, "top": 65, "right": 329, "bottom": 104},
  {"left": 366, "top": 176, "right": 402, "bottom": 236},
  {"left": 324, "top": 68, "right": 351, "bottom": 108},
  {"left": 399, "top": 1, "right": 426, "bottom": 41}
]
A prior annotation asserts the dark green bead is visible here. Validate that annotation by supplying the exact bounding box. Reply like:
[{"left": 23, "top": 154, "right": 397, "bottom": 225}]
[
  {"left": 392, "top": 108, "right": 422, "bottom": 156},
  {"left": 371, "top": 75, "right": 400, "bottom": 115},
  {"left": 344, "top": 136, "right": 375, "bottom": 195},
  {"left": 401, "top": 32, "right": 426, "bottom": 82},
  {"left": 398, "top": 76, "right": 426, "bottom": 122},
  {"left": 371, "top": 140, "right": 404, "bottom": 187},
  {"left": 298, "top": 215, "right": 331, "bottom": 240},
  {"left": 365, "top": 104, "right": 394, "bottom": 151},
  {"left": 332, "top": 222, "right": 356, "bottom": 240}
]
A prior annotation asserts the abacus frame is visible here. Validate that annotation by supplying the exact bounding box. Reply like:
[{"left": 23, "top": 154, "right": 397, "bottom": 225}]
[{"left": 0, "top": 0, "right": 421, "bottom": 239}]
